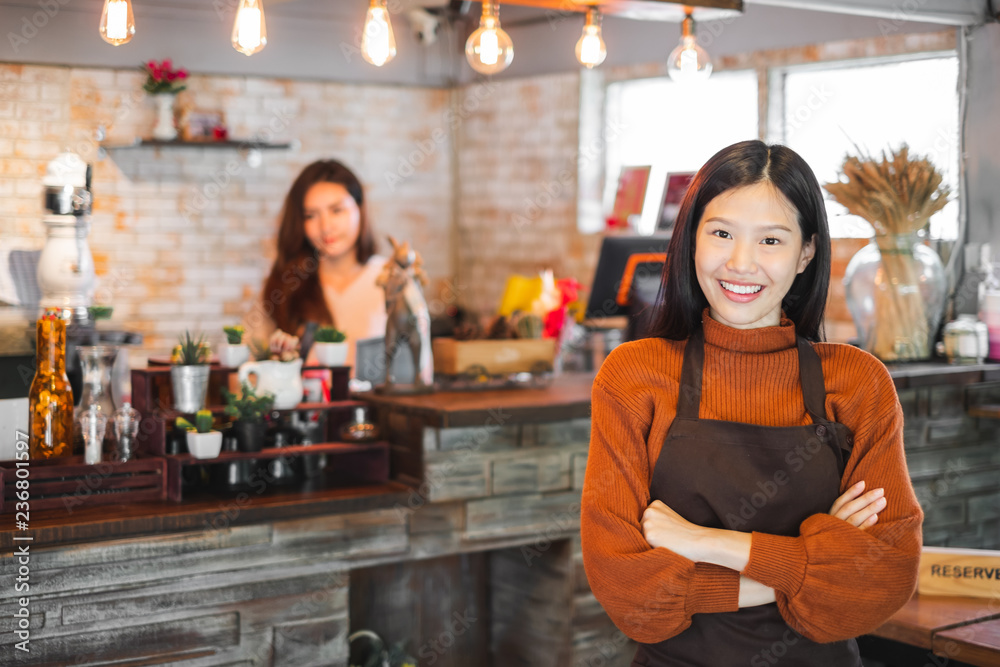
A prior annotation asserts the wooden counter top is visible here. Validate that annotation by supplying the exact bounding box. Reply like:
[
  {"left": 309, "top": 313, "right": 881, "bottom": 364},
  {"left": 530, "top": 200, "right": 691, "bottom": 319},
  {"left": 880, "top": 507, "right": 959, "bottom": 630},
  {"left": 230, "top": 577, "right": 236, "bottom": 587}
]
[
  {"left": 360, "top": 359, "right": 1000, "bottom": 427},
  {"left": 886, "top": 361, "right": 1000, "bottom": 390},
  {"left": 0, "top": 480, "right": 409, "bottom": 549},
  {"left": 361, "top": 371, "right": 596, "bottom": 428},
  {"left": 935, "top": 617, "right": 1000, "bottom": 667},
  {"left": 872, "top": 593, "right": 1000, "bottom": 649}
]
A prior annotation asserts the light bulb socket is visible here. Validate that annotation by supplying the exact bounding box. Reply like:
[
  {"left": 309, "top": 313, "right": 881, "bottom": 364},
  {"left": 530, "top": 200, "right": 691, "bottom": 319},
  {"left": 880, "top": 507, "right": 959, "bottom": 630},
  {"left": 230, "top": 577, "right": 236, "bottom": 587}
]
[
  {"left": 481, "top": 1, "right": 499, "bottom": 19},
  {"left": 681, "top": 11, "right": 695, "bottom": 39},
  {"left": 585, "top": 7, "right": 602, "bottom": 28}
]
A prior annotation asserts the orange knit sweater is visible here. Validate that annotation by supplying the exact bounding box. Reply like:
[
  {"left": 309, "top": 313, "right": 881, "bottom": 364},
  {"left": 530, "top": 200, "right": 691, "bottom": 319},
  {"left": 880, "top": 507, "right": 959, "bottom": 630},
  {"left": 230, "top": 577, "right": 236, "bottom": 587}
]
[{"left": 581, "top": 312, "right": 923, "bottom": 645}]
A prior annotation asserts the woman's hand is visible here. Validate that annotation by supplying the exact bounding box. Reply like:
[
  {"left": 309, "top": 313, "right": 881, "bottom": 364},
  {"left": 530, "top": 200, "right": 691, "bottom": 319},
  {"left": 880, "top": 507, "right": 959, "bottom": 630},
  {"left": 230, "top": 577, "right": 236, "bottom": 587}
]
[
  {"left": 829, "top": 480, "right": 885, "bottom": 530},
  {"left": 268, "top": 329, "right": 300, "bottom": 362},
  {"left": 641, "top": 500, "right": 710, "bottom": 561}
]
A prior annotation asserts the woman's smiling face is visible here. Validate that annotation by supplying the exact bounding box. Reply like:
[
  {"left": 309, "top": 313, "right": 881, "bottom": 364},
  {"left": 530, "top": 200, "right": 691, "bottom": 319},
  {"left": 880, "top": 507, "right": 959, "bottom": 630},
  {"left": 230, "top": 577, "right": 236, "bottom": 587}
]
[
  {"left": 302, "top": 182, "right": 361, "bottom": 260},
  {"left": 694, "top": 181, "right": 816, "bottom": 330}
]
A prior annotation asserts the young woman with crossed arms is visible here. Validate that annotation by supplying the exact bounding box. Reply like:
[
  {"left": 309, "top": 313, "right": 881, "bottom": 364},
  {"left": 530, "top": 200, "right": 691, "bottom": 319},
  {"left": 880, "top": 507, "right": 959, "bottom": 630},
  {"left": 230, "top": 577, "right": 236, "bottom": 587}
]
[{"left": 582, "top": 140, "right": 923, "bottom": 666}]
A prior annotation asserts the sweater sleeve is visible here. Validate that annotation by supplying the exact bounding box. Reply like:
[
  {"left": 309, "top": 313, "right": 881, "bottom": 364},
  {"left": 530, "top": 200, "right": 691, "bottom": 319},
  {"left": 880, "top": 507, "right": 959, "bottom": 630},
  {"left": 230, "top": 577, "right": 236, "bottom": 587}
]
[
  {"left": 582, "top": 379, "right": 741, "bottom": 644},
  {"left": 741, "top": 382, "right": 923, "bottom": 643}
]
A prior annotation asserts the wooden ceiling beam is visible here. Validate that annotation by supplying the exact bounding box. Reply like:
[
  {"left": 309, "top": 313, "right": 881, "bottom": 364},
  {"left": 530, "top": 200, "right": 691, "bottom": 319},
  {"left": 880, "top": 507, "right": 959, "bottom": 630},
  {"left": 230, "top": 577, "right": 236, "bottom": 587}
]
[{"left": 497, "top": 0, "right": 744, "bottom": 21}]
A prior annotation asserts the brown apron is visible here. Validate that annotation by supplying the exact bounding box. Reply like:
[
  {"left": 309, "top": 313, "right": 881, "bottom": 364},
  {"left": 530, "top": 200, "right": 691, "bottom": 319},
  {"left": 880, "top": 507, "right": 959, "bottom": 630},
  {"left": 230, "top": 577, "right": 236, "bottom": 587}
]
[{"left": 632, "top": 329, "right": 861, "bottom": 667}]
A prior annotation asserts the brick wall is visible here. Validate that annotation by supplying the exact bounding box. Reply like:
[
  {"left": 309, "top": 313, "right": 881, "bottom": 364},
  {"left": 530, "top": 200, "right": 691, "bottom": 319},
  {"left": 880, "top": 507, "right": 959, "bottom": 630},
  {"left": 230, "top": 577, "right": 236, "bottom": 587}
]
[
  {"left": 904, "top": 381, "right": 1000, "bottom": 549},
  {"left": 454, "top": 73, "right": 604, "bottom": 318},
  {"left": 0, "top": 63, "right": 453, "bottom": 359}
]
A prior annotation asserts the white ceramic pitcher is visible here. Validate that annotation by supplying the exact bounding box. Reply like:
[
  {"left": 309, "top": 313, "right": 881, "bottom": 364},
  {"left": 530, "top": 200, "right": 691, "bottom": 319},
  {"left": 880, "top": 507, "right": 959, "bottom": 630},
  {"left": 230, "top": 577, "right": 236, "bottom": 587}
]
[{"left": 237, "top": 359, "right": 303, "bottom": 409}]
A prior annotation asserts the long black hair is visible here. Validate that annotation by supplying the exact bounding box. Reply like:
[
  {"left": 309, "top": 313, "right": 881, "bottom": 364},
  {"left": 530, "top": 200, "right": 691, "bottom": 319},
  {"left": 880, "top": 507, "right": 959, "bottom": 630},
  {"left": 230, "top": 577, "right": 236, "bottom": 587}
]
[{"left": 648, "top": 140, "right": 830, "bottom": 342}]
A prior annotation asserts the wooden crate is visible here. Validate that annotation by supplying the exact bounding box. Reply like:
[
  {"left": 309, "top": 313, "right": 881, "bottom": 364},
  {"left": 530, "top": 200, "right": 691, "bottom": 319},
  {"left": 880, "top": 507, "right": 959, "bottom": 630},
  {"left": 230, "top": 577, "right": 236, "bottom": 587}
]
[
  {"left": 433, "top": 338, "right": 556, "bottom": 376},
  {"left": 0, "top": 456, "right": 166, "bottom": 512}
]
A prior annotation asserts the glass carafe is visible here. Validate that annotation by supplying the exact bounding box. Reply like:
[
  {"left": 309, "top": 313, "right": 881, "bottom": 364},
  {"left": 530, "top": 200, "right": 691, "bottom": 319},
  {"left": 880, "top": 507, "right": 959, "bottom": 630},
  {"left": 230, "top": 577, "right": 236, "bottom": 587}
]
[{"left": 75, "top": 345, "right": 120, "bottom": 448}]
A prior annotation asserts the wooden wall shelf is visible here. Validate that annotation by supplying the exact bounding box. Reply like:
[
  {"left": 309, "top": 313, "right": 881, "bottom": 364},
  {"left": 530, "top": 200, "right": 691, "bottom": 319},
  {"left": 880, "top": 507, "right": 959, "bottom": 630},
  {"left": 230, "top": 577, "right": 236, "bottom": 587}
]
[{"left": 100, "top": 139, "right": 292, "bottom": 150}]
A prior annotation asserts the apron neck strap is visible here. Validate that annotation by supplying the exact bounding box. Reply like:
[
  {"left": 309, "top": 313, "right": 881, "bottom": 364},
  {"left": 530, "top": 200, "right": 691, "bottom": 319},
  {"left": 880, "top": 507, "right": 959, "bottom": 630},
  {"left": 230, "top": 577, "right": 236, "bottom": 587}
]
[
  {"left": 677, "top": 328, "right": 706, "bottom": 420},
  {"left": 676, "top": 328, "right": 829, "bottom": 423},
  {"left": 796, "top": 337, "right": 829, "bottom": 424}
]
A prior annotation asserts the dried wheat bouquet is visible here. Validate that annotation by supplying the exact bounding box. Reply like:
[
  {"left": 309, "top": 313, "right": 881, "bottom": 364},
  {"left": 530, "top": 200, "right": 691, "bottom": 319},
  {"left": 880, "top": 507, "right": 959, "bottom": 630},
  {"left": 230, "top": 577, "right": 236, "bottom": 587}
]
[{"left": 823, "top": 144, "right": 951, "bottom": 236}]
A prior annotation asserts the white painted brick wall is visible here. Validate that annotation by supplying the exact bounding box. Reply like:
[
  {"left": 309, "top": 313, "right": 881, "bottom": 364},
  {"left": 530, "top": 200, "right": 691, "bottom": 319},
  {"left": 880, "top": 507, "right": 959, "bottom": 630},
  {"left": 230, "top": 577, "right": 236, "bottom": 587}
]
[{"left": 456, "top": 73, "right": 602, "bottom": 317}]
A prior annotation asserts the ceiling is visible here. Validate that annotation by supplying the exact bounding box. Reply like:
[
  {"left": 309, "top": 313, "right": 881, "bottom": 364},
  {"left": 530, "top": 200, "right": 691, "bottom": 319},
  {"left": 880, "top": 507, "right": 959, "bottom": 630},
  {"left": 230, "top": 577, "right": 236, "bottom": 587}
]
[
  {"left": 0, "top": 0, "right": 986, "bottom": 25},
  {"left": 0, "top": 0, "right": 982, "bottom": 87}
]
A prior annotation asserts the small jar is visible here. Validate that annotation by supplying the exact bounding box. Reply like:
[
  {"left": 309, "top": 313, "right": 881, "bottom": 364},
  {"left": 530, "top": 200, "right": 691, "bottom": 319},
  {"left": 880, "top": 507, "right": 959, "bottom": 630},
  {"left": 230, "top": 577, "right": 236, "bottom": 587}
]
[
  {"left": 938, "top": 315, "right": 989, "bottom": 365},
  {"left": 340, "top": 406, "right": 379, "bottom": 442}
]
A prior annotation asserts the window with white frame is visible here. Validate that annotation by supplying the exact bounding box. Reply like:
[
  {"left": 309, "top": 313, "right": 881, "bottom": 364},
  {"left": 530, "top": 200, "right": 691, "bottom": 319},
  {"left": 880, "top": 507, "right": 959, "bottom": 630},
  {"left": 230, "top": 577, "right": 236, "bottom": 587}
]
[
  {"left": 597, "top": 53, "right": 961, "bottom": 241},
  {"left": 773, "top": 54, "right": 960, "bottom": 239},
  {"left": 602, "top": 71, "right": 759, "bottom": 235}
]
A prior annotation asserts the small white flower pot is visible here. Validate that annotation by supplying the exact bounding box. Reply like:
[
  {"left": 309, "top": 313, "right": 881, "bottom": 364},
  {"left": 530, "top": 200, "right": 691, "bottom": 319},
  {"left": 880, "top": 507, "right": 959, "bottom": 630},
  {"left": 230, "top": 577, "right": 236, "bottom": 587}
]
[
  {"left": 218, "top": 343, "right": 250, "bottom": 368},
  {"left": 313, "top": 341, "right": 348, "bottom": 367},
  {"left": 186, "top": 430, "right": 223, "bottom": 459}
]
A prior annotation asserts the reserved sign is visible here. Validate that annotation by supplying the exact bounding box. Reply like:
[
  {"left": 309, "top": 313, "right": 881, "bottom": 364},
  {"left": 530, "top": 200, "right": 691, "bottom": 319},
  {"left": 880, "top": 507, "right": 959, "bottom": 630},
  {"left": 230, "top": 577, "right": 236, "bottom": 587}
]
[{"left": 919, "top": 546, "right": 1000, "bottom": 598}]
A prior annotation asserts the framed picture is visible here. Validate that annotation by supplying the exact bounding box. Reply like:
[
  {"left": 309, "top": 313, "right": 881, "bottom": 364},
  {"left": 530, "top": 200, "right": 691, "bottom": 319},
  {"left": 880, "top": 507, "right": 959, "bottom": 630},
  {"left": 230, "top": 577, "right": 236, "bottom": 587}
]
[
  {"left": 180, "top": 108, "right": 226, "bottom": 141},
  {"left": 610, "top": 166, "right": 652, "bottom": 229},
  {"left": 656, "top": 172, "right": 696, "bottom": 232}
]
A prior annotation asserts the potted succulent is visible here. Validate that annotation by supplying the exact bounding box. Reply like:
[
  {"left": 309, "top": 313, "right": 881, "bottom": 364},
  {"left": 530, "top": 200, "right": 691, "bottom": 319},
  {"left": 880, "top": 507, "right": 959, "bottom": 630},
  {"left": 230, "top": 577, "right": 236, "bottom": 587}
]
[
  {"left": 222, "top": 381, "right": 275, "bottom": 452},
  {"left": 170, "top": 331, "right": 211, "bottom": 413},
  {"left": 313, "top": 325, "right": 348, "bottom": 367},
  {"left": 218, "top": 325, "right": 250, "bottom": 368},
  {"left": 177, "top": 410, "right": 222, "bottom": 459}
]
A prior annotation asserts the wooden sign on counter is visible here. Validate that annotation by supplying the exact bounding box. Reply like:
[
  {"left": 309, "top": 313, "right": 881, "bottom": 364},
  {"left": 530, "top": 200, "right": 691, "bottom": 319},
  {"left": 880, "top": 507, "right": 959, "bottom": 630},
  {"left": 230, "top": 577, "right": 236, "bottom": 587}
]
[{"left": 919, "top": 546, "right": 1000, "bottom": 599}]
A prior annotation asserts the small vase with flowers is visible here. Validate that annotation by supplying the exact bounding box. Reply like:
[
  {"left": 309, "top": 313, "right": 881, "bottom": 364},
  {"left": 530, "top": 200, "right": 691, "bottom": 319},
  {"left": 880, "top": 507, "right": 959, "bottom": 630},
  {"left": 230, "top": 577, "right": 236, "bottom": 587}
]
[{"left": 142, "top": 59, "right": 188, "bottom": 141}]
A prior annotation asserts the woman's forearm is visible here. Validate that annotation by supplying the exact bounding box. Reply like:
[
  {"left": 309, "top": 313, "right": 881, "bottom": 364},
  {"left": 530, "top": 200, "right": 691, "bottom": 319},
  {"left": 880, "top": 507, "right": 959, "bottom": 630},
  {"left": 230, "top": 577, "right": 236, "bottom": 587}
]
[
  {"left": 738, "top": 576, "right": 776, "bottom": 607},
  {"left": 697, "top": 527, "right": 753, "bottom": 572}
]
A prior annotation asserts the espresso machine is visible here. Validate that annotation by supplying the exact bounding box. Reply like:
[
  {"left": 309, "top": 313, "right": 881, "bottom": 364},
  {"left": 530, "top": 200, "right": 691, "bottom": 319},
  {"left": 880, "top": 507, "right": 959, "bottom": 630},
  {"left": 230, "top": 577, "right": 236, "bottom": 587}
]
[
  {"left": 36, "top": 151, "right": 141, "bottom": 411},
  {"left": 38, "top": 150, "right": 95, "bottom": 324}
]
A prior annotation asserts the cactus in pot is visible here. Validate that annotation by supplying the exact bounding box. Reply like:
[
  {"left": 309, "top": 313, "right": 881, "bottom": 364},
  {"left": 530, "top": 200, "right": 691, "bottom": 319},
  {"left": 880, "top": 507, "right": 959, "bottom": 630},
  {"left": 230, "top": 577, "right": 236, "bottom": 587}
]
[
  {"left": 219, "top": 325, "right": 250, "bottom": 368},
  {"left": 177, "top": 409, "right": 222, "bottom": 459},
  {"left": 313, "top": 325, "right": 349, "bottom": 367}
]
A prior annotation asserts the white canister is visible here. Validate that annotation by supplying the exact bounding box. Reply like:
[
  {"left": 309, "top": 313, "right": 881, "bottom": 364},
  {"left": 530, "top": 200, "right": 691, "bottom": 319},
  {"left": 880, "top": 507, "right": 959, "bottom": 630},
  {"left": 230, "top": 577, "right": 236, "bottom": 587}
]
[{"left": 939, "top": 315, "right": 989, "bottom": 365}]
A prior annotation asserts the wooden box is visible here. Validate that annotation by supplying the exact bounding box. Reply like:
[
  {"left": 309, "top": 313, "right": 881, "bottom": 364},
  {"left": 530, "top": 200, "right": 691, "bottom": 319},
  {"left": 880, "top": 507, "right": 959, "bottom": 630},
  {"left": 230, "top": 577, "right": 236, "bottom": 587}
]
[
  {"left": 433, "top": 338, "right": 556, "bottom": 377},
  {"left": 0, "top": 456, "right": 167, "bottom": 513}
]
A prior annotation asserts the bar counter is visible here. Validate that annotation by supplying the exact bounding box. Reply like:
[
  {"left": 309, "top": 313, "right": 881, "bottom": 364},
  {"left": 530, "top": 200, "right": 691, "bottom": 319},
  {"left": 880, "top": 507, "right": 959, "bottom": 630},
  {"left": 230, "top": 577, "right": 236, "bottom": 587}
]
[{"left": 2, "top": 362, "right": 1000, "bottom": 666}]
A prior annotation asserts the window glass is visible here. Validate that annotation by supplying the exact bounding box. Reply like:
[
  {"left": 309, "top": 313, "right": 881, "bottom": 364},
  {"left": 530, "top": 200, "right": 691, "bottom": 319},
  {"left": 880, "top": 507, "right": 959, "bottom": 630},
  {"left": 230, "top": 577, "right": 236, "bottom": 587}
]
[
  {"left": 604, "top": 71, "right": 759, "bottom": 235},
  {"left": 780, "top": 55, "right": 960, "bottom": 239}
]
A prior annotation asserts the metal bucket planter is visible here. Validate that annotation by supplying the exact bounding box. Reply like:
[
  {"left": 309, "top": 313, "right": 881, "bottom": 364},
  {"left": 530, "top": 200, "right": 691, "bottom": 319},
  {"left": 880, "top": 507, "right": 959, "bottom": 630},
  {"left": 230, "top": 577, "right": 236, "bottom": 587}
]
[{"left": 171, "top": 364, "right": 210, "bottom": 413}]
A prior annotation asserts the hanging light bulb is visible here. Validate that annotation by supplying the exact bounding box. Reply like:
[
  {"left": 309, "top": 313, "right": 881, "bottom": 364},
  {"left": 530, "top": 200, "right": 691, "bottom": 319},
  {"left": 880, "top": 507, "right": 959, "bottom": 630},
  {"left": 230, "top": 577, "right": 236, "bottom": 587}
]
[
  {"left": 667, "top": 10, "right": 712, "bottom": 82},
  {"left": 575, "top": 8, "right": 607, "bottom": 69},
  {"left": 232, "top": 0, "right": 267, "bottom": 56},
  {"left": 99, "top": 0, "right": 135, "bottom": 46},
  {"left": 361, "top": 0, "right": 397, "bottom": 67},
  {"left": 465, "top": 2, "right": 513, "bottom": 76}
]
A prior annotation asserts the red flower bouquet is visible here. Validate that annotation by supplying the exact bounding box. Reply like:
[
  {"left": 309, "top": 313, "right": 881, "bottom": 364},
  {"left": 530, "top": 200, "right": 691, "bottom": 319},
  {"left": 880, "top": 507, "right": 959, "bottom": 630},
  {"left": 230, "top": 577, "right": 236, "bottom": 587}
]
[
  {"left": 543, "top": 277, "right": 581, "bottom": 340},
  {"left": 142, "top": 59, "right": 188, "bottom": 95}
]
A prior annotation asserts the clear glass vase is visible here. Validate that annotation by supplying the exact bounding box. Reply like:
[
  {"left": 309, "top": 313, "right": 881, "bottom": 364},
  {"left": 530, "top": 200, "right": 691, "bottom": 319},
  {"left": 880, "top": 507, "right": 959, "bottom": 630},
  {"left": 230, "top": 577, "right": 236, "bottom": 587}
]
[{"left": 843, "top": 232, "right": 946, "bottom": 362}]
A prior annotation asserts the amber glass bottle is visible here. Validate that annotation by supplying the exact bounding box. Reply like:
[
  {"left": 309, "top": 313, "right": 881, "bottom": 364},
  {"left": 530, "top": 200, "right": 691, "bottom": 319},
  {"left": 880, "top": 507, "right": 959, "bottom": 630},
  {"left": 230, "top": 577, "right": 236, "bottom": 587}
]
[{"left": 29, "top": 309, "right": 74, "bottom": 459}]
